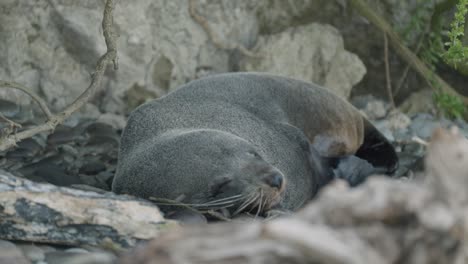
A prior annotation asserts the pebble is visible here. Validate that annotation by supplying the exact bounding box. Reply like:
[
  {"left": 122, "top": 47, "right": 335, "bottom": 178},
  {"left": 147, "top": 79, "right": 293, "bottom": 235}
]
[{"left": 0, "top": 240, "right": 31, "bottom": 264}]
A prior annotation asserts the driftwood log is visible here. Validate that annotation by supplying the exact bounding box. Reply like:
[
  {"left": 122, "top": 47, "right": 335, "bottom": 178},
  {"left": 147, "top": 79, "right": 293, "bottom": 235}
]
[
  {"left": 120, "top": 127, "right": 468, "bottom": 264},
  {"left": 0, "top": 172, "right": 176, "bottom": 248}
]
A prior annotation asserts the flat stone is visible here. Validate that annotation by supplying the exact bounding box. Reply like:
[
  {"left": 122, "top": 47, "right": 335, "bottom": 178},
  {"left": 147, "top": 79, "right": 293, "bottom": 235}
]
[
  {"left": 79, "top": 161, "right": 106, "bottom": 175},
  {"left": 17, "top": 243, "right": 46, "bottom": 263},
  {"left": 0, "top": 240, "right": 31, "bottom": 264}
]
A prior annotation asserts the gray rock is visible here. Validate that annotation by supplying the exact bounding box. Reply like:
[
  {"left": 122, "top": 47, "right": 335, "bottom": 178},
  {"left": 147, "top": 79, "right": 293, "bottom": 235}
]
[
  {"left": 46, "top": 251, "right": 115, "bottom": 264},
  {"left": 97, "top": 113, "right": 127, "bottom": 131},
  {"left": 64, "top": 248, "right": 89, "bottom": 254},
  {"left": 17, "top": 244, "right": 46, "bottom": 263},
  {"left": 0, "top": 240, "right": 31, "bottom": 264},
  {"left": 240, "top": 23, "right": 366, "bottom": 98},
  {"left": 0, "top": 0, "right": 369, "bottom": 118},
  {"left": 363, "top": 101, "right": 387, "bottom": 120},
  {"left": 399, "top": 89, "right": 436, "bottom": 115},
  {"left": 409, "top": 114, "right": 447, "bottom": 140},
  {"left": 0, "top": 1, "right": 256, "bottom": 115}
]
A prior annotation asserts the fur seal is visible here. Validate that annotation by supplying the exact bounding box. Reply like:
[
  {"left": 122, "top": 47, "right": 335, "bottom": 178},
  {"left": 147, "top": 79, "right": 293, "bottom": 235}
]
[{"left": 112, "top": 72, "right": 398, "bottom": 214}]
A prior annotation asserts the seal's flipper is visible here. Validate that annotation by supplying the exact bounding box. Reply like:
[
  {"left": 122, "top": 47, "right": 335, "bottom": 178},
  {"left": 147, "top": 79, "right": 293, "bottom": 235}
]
[
  {"left": 331, "top": 155, "right": 387, "bottom": 186},
  {"left": 354, "top": 119, "right": 398, "bottom": 174}
]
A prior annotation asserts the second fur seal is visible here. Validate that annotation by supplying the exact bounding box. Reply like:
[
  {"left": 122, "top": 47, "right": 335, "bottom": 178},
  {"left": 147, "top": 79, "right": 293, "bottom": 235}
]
[{"left": 112, "top": 73, "right": 398, "bottom": 215}]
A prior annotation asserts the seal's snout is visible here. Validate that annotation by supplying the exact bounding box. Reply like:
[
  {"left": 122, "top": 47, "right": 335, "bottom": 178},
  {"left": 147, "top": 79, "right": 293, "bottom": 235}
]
[{"left": 263, "top": 172, "right": 284, "bottom": 190}]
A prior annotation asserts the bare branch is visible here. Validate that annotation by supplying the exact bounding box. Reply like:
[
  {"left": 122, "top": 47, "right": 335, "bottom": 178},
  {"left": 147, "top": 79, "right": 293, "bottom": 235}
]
[
  {"left": 188, "top": 0, "right": 262, "bottom": 58},
  {"left": 0, "top": 0, "right": 118, "bottom": 152},
  {"left": 349, "top": 0, "right": 468, "bottom": 104},
  {"left": 383, "top": 33, "right": 395, "bottom": 109},
  {"left": 0, "top": 113, "right": 21, "bottom": 129},
  {"left": 0, "top": 80, "right": 53, "bottom": 119},
  {"left": 394, "top": 35, "right": 425, "bottom": 97}
]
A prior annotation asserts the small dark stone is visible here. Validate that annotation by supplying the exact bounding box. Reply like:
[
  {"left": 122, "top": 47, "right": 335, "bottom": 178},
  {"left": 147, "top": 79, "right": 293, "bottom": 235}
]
[
  {"left": 79, "top": 161, "right": 106, "bottom": 175},
  {"left": 85, "top": 122, "right": 116, "bottom": 137},
  {"left": 5, "top": 138, "right": 43, "bottom": 160},
  {"left": 21, "top": 163, "right": 82, "bottom": 187},
  {"left": 95, "top": 170, "right": 114, "bottom": 189},
  {"left": 47, "top": 125, "right": 86, "bottom": 146}
]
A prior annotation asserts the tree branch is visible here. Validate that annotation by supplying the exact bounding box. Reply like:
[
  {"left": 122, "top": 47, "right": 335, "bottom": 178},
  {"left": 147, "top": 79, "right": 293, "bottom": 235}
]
[
  {"left": 349, "top": 0, "right": 468, "bottom": 104},
  {"left": 0, "top": 80, "right": 53, "bottom": 119},
  {"left": 383, "top": 33, "right": 395, "bottom": 109},
  {"left": 0, "top": 0, "right": 118, "bottom": 152}
]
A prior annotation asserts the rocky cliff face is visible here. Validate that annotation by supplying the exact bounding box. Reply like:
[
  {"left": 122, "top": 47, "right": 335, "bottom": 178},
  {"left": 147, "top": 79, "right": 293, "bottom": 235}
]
[{"left": 0, "top": 0, "right": 437, "bottom": 118}]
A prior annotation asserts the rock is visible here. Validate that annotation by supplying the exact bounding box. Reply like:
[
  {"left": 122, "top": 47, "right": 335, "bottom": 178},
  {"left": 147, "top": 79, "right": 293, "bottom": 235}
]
[
  {"left": 32, "top": 163, "right": 81, "bottom": 186},
  {"left": 96, "top": 113, "right": 127, "bottom": 131},
  {"left": 0, "top": 1, "right": 258, "bottom": 116},
  {"left": 408, "top": 114, "right": 453, "bottom": 140},
  {"left": 17, "top": 243, "right": 46, "bottom": 263},
  {"left": 46, "top": 251, "right": 115, "bottom": 264},
  {"left": 5, "top": 138, "right": 43, "bottom": 160},
  {"left": 79, "top": 161, "right": 106, "bottom": 175},
  {"left": 69, "top": 184, "right": 109, "bottom": 194},
  {"left": 400, "top": 89, "right": 436, "bottom": 115},
  {"left": 240, "top": 23, "right": 366, "bottom": 98},
  {"left": 0, "top": 240, "right": 31, "bottom": 264},
  {"left": 386, "top": 110, "right": 411, "bottom": 131},
  {"left": 364, "top": 101, "right": 387, "bottom": 120},
  {"left": 47, "top": 125, "right": 87, "bottom": 146},
  {"left": 0, "top": 1, "right": 372, "bottom": 118}
]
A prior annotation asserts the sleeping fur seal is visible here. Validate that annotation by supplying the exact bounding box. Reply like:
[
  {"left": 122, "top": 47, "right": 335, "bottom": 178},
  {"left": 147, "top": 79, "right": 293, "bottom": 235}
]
[{"left": 112, "top": 72, "right": 398, "bottom": 214}]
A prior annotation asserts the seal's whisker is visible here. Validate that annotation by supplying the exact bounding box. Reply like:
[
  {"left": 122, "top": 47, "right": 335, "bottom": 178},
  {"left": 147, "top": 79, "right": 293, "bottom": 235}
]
[
  {"left": 233, "top": 195, "right": 254, "bottom": 215},
  {"left": 150, "top": 196, "right": 241, "bottom": 209},
  {"left": 254, "top": 189, "right": 263, "bottom": 219},
  {"left": 233, "top": 195, "right": 253, "bottom": 215},
  {"left": 233, "top": 192, "right": 259, "bottom": 216},
  {"left": 193, "top": 196, "right": 245, "bottom": 208},
  {"left": 203, "top": 194, "right": 244, "bottom": 205}
]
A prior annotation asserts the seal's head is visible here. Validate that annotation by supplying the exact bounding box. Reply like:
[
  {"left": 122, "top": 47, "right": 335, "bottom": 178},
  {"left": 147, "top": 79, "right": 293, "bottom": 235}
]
[{"left": 113, "top": 129, "right": 286, "bottom": 215}]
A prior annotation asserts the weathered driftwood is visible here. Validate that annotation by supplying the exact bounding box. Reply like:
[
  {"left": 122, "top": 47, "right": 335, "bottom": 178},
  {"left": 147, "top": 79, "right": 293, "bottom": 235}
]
[
  {"left": 120, "top": 127, "right": 468, "bottom": 264},
  {"left": 0, "top": 173, "right": 176, "bottom": 248}
]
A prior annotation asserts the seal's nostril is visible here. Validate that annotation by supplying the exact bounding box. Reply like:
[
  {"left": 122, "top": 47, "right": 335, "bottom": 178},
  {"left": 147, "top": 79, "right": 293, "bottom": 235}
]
[{"left": 263, "top": 173, "right": 283, "bottom": 189}]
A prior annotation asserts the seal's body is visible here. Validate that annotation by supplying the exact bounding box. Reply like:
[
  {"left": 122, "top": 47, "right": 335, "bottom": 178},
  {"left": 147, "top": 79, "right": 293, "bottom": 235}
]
[{"left": 113, "top": 73, "right": 397, "bottom": 213}]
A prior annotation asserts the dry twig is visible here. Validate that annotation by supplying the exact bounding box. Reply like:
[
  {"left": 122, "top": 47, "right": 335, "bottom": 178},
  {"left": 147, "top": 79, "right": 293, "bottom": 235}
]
[
  {"left": 349, "top": 0, "right": 468, "bottom": 104},
  {"left": 394, "top": 32, "right": 426, "bottom": 97},
  {"left": 0, "top": 80, "right": 53, "bottom": 119},
  {"left": 0, "top": 0, "right": 118, "bottom": 152},
  {"left": 188, "top": 0, "right": 261, "bottom": 58},
  {"left": 383, "top": 33, "right": 396, "bottom": 109}
]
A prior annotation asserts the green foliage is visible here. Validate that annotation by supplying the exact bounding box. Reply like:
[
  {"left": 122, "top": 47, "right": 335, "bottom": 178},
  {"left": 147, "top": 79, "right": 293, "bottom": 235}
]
[
  {"left": 443, "top": 0, "right": 468, "bottom": 67},
  {"left": 420, "top": 32, "right": 444, "bottom": 70},
  {"left": 433, "top": 87, "right": 466, "bottom": 118},
  {"left": 436, "top": 0, "right": 468, "bottom": 118},
  {"left": 400, "top": 0, "right": 468, "bottom": 119}
]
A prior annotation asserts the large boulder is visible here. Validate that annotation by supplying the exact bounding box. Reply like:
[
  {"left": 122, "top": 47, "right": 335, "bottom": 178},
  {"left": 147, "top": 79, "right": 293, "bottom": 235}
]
[
  {"left": 0, "top": 0, "right": 376, "bottom": 117},
  {"left": 240, "top": 23, "right": 366, "bottom": 98}
]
